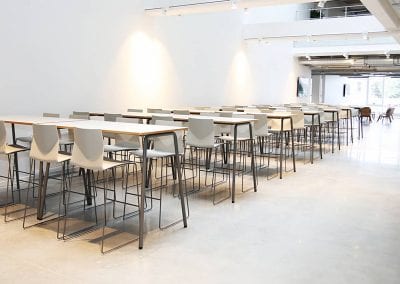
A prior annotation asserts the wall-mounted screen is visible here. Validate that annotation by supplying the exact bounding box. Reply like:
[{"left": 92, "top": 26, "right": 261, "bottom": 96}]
[{"left": 297, "top": 77, "right": 311, "bottom": 97}]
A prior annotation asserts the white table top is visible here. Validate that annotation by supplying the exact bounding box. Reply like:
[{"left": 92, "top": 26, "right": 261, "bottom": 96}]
[
  {"left": 50, "top": 119, "right": 188, "bottom": 136},
  {"left": 122, "top": 113, "right": 256, "bottom": 125},
  {"left": 266, "top": 112, "right": 294, "bottom": 118},
  {"left": 0, "top": 115, "right": 80, "bottom": 125},
  {"left": 322, "top": 108, "right": 340, "bottom": 112},
  {"left": 302, "top": 110, "right": 322, "bottom": 115}
]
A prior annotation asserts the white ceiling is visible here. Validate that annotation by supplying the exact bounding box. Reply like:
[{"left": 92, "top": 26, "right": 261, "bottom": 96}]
[{"left": 145, "top": 0, "right": 400, "bottom": 73}]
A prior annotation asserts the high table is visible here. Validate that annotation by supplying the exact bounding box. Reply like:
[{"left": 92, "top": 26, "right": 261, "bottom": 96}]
[
  {"left": 0, "top": 115, "right": 81, "bottom": 191},
  {"left": 341, "top": 107, "right": 354, "bottom": 145},
  {"left": 90, "top": 109, "right": 218, "bottom": 117},
  {"left": 0, "top": 116, "right": 188, "bottom": 249},
  {"left": 266, "top": 112, "right": 296, "bottom": 179},
  {"left": 48, "top": 119, "right": 188, "bottom": 249},
  {"left": 322, "top": 108, "right": 341, "bottom": 153},
  {"left": 303, "top": 110, "right": 323, "bottom": 164},
  {"left": 121, "top": 112, "right": 258, "bottom": 203}
]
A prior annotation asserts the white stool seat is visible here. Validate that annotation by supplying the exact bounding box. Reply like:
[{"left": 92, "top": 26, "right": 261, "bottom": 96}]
[
  {"left": 218, "top": 136, "right": 250, "bottom": 142},
  {"left": 55, "top": 153, "right": 72, "bottom": 163},
  {"left": 1, "top": 144, "right": 28, "bottom": 155},
  {"left": 102, "top": 159, "right": 125, "bottom": 170},
  {"left": 104, "top": 144, "right": 138, "bottom": 153},
  {"left": 131, "top": 149, "right": 175, "bottom": 159}
]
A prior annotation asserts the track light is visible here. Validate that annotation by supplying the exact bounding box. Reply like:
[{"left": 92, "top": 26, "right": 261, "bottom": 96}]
[
  {"left": 317, "top": 1, "right": 327, "bottom": 8},
  {"left": 306, "top": 55, "right": 311, "bottom": 60},
  {"left": 385, "top": 51, "right": 391, "bottom": 59},
  {"left": 343, "top": 53, "right": 349, "bottom": 59}
]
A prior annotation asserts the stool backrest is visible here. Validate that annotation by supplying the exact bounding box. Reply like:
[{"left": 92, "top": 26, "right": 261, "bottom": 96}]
[
  {"left": 73, "top": 111, "right": 90, "bottom": 116},
  {"left": 127, "top": 108, "right": 143, "bottom": 113},
  {"left": 70, "top": 114, "right": 90, "bottom": 120},
  {"left": 187, "top": 117, "right": 215, "bottom": 148},
  {"left": 30, "top": 124, "right": 59, "bottom": 162},
  {"left": 114, "top": 117, "right": 142, "bottom": 149},
  {"left": 43, "top": 113, "right": 60, "bottom": 118},
  {"left": 153, "top": 120, "right": 184, "bottom": 154},
  {"left": 292, "top": 111, "right": 305, "bottom": 129},
  {"left": 174, "top": 110, "right": 190, "bottom": 115},
  {"left": 253, "top": 114, "right": 269, "bottom": 137},
  {"left": 232, "top": 113, "right": 254, "bottom": 139},
  {"left": 151, "top": 115, "right": 173, "bottom": 124},
  {"left": 104, "top": 113, "right": 122, "bottom": 122},
  {"left": 71, "top": 128, "right": 104, "bottom": 170}
]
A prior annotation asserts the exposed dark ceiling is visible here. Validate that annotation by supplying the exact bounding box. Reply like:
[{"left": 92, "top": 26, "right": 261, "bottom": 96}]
[{"left": 300, "top": 55, "right": 400, "bottom": 76}]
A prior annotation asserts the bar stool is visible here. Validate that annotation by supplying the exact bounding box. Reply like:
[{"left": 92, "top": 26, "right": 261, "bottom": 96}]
[
  {"left": 130, "top": 120, "right": 188, "bottom": 228},
  {"left": 127, "top": 108, "right": 143, "bottom": 113},
  {"left": 105, "top": 117, "right": 142, "bottom": 160},
  {"left": 173, "top": 110, "right": 190, "bottom": 115},
  {"left": 62, "top": 127, "right": 131, "bottom": 253},
  {"left": 268, "top": 112, "right": 296, "bottom": 179},
  {"left": 16, "top": 113, "right": 61, "bottom": 146},
  {"left": 186, "top": 117, "right": 230, "bottom": 204},
  {"left": 0, "top": 121, "right": 29, "bottom": 221},
  {"left": 22, "top": 124, "right": 71, "bottom": 230},
  {"left": 219, "top": 114, "right": 256, "bottom": 191},
  {"left": 253, "top": 113, "right": 273, "bottom": 172}
]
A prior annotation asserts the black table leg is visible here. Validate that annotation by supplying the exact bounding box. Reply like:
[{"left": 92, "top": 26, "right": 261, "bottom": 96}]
[
  {"left": 11, "top": 124, "right": 21, "bottom": 192},
  {"left": 232, "top": 125, "right": 238, "bottom": 202}
]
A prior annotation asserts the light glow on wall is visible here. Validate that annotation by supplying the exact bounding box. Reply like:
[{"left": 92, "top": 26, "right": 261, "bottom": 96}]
[
  {"left": 227, "top": 48, "right": 254, "bottom": 104},
  {"left": 128, "top": 32, "right": 168, "bottom": 102}
]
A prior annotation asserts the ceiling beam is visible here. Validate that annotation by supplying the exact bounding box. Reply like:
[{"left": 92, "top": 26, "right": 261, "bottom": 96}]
[
  {"left": 145, "top": 0, "right": 317, "bottom": 16},
  {"left": 361, "top": 0, "right": 400, "bottom": 42}
]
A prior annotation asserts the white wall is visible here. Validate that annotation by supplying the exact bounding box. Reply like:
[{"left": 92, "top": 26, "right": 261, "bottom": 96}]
[
  {"left": 0, "top": 0, "right": 311, "bottom": 176},
  {"left": 244, "top": 4, "right": 307, "bottom": 24},
  {"left": 324, "top": 75, "right": 348, "bottom": 104},
  {"left": 0, "top": 0, "right": 309, "bottom": 116}
]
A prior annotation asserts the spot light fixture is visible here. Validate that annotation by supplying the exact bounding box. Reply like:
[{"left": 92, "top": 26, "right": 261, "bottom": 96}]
[{"left": 317, "top": 1, "right": 327, "bottom": 8}]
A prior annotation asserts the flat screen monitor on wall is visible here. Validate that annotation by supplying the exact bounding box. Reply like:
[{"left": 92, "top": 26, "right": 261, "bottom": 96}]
[{"left": 297, "top": 77, "right": 311, "bottom": 97}]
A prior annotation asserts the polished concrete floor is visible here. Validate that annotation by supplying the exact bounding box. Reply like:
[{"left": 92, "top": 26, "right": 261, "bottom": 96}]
[{"left": 1, "top": 120, "right": 399, "bottom": 283}]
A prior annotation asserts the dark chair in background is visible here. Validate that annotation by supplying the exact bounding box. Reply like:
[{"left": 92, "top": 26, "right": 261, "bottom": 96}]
[
  {"left": 359, "top": 107, "right": 373, "bottom": 123},
  {"left": 377, "top": 108, "right": 395, "bottom": 123}
]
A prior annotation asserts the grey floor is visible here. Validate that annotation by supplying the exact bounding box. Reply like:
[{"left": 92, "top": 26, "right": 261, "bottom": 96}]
[{"left": 1, "top": 120, "right": 399, "bottom": 284}]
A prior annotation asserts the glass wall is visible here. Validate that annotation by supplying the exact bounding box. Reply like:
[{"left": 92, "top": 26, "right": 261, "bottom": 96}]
[{"left": 348, "top": 77, "right": 400, "bottom": 114}]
